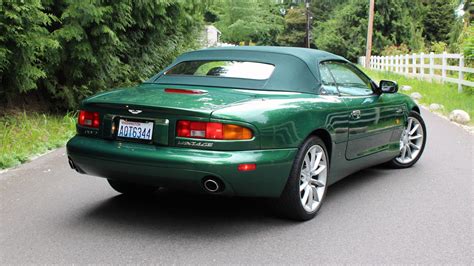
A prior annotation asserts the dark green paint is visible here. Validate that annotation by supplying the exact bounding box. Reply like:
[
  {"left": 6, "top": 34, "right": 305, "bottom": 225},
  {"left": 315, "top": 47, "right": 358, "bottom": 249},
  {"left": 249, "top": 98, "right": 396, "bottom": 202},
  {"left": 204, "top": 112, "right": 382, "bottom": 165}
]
[{"left": 67, "top": 47, "right": 420, "bottom": 198}]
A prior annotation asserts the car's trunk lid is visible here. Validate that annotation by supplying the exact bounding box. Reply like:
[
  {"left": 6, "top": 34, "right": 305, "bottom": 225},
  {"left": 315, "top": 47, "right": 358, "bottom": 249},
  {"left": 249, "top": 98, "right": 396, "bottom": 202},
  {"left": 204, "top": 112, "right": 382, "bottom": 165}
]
[{"left": 83, "top": 83, "right": 256, "bottom": 116}]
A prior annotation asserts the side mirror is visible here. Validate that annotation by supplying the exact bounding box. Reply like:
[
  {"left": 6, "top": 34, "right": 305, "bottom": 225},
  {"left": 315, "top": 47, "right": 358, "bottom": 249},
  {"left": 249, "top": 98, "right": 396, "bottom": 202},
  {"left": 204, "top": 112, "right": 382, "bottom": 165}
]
[{"left": 379, "top": 80, "right": 398, "bottom": 93}]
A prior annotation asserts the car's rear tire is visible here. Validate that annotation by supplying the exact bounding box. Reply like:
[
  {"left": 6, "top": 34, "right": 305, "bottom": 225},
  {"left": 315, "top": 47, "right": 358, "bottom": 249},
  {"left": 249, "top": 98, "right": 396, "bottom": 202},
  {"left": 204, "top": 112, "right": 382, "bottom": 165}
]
[
  {"left": 107, "top": 179, "right": 158, "bottom": 195},
  {"left": 387, "top": 111, "right": 427, "bottom": 168},
  {"left": 276, "top": 136, "right": 329, "bottom": 221}
]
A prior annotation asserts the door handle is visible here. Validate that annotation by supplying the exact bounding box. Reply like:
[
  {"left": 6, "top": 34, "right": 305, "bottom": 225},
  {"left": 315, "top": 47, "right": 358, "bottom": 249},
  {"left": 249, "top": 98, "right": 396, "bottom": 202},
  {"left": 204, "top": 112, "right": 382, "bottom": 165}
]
[{"left": 351, "top": 110, "right": 361, "bottom": 119}]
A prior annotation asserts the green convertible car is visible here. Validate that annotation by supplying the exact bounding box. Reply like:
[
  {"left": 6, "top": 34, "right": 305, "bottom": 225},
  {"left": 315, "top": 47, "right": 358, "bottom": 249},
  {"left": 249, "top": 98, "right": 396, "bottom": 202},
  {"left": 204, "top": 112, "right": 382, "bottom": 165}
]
[{"left": 67, "top": 46, "right": 427, "bottom": 220}]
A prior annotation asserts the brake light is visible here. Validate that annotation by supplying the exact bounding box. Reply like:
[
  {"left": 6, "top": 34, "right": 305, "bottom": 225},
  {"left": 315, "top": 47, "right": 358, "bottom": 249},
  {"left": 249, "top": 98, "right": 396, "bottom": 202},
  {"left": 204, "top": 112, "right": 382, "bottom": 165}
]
[
  {"left": 177, "top": 120, "right": 252, "bottom": 140},
  {"left": 238, "top": 163, "right": 257, "bottom": 172},
  {"left": 78, "top": 110, "right": 100, "bottom": 128},
  {"left": 165, "top": 88, "right": 206, "bottom": 94}
]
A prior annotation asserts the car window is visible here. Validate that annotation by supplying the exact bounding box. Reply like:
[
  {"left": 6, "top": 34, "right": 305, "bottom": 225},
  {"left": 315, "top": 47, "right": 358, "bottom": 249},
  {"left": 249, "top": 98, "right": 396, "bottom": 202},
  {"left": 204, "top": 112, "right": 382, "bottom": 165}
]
[
  {"left": 325, "top": 62, "right": 374, "bottom": 96},
  {"left": 165, "top": 60, "right": 275, "bottom": 80},
  {"left": 318, "top": 64, "right": 339, "bottom": 95}
]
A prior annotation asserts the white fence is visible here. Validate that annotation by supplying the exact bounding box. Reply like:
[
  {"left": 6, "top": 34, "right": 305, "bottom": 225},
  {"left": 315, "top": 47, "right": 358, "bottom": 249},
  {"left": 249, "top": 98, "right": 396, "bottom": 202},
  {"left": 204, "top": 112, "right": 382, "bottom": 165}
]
[{"left": 358, "top": 52, "right": 474, "bottom": 92}]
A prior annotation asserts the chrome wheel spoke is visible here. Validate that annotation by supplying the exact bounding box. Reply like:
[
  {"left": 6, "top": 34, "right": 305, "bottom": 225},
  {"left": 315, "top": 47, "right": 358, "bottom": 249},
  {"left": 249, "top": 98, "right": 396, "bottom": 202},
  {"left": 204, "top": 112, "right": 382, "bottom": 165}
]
[
  {"left": 407, "top": 118, "right": 413, "bottom": 132},
  {"left": 312, "top": 165, "right": 326, "bottom": 177},
  {"left": 311, "top": 185, "right": 319, "bottom": 202},
  {"left": 400, "top": 145, "right": 407, "bottom": 159},
  {"left": 409, "top": 124, "right": 420, "bottom": 135},
  {"left": 406, "top": 145, "right": 412, "bottom": 158},
  {"left": 409, "top": 134, "right": 422, "bottom": 140},
  {"left": 409, "top": 142, "right": 419, "bottom": 150},
  {"left": 301, "top": 186, "right": 310, "bottom": 204},
  {"left": 311, "top": 178, "right": 325, "bottom": 187}
]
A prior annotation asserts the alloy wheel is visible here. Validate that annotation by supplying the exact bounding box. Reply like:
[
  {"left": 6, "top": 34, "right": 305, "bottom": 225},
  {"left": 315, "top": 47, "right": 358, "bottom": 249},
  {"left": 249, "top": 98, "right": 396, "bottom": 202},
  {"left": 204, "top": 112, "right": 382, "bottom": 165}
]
[
  {"left": 299, "top": 145, "right": 328, "bottom": 213},
  {"left": 396, "top": 117, "right": 424, "bottom": 164}
]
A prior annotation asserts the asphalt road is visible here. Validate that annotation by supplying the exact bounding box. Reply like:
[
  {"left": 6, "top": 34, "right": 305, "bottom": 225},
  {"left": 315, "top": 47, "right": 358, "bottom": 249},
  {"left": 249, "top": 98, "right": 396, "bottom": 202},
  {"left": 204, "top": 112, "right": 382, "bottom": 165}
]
[{"left": 1, "top": 109, "right": 472, "bottom": 264}]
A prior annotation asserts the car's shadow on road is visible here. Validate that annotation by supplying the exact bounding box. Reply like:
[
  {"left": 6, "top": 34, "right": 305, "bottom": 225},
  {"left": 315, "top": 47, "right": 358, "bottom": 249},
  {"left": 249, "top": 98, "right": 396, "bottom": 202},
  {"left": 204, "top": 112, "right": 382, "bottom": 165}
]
[{"left": 79, "top": 166, "right": 388, "bottom": 236}]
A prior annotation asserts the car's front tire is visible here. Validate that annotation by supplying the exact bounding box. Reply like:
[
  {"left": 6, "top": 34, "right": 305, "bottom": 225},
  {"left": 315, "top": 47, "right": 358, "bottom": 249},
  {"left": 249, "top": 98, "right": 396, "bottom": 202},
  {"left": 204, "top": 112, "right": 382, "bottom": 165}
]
[
  {"left": 277, "top": 136, "right": 329, "bottom": 221},
  {"left": 387, "top": 111, "right": 427, "bottom": 168},
  {"left": 107, "top": 179, "right": 158, "bottom": 195}
]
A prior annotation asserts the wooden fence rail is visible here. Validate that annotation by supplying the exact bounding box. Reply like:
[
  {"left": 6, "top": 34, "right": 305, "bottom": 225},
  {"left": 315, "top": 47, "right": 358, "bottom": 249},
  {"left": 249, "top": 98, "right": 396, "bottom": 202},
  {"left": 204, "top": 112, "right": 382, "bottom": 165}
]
[{"left": 358, "top": 52, "right": 474, "bottom": 92}]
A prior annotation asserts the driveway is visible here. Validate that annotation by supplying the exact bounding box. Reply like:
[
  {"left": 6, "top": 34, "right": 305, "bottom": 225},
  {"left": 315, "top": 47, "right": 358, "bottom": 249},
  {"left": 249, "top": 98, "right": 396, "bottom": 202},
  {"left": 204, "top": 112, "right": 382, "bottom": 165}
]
[{"left": 1, "top": 109, "right": 472, "bottom": 264}]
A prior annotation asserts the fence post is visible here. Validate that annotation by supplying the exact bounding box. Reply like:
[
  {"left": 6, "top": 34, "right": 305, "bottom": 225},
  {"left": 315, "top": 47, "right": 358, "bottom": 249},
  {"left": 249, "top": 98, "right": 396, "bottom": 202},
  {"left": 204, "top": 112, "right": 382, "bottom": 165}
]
[
  {"left": 391, "top": 55, "right": 394, "bottom": 72},
  {"left": 405, "top": 54, "right": 409, "bottom": 75},
  {"left": 458, "top": 55, "right": 464, "bottom": 93},
  {"left": 396, "top": 55, "right": 400, "bottom": 73},
  {"left": 441, "top": 51, "right": 447, "bottom": 83},
  {"left": 429, "top": 52, "right": 434, "bottom": 81},
  {"left": 394, "top": 55, "right": 397, "bottom": 73},
  {"left": 412, "top": 53, "right": 416, "bottom": 76},
  {"left": 420, "top": 52, "right": 425, "bottom": 79}
]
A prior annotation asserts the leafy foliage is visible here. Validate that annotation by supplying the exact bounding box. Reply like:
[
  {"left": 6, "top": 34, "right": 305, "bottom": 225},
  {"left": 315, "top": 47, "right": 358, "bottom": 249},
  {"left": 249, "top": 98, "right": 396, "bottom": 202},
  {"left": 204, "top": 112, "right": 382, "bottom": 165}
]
[
  {"left": 422, "top": 0, "right": 456, "bottom": 44},
  {"left": 381, "top": 44, "right": 410, "bottom": 56},
  {"left": 0, "top": 0, "right": 203, "bottom": 110},
  {"left": 212, "top": 0, "right": 283, "bottom": 45},
  {"left": 0, "top": 1, "right": 59, "bottom": 103},
  {"left": 277, "top": 7, "right": 306, "bottom": 47}
]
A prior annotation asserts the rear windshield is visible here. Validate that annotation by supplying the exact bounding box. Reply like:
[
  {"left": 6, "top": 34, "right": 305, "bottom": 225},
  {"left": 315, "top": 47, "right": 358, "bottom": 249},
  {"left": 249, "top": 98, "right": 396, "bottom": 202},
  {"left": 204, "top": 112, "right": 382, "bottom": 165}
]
[{"left": 164, "top": 60, "right": 275, "bottom": 80}]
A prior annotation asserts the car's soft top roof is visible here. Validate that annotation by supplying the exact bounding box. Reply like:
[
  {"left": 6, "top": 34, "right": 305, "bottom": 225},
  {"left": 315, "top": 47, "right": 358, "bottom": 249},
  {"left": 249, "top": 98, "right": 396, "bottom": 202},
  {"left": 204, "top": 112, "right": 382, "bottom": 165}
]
[{"left": 148, "top": 46, "right": 348, "bottom": 93}]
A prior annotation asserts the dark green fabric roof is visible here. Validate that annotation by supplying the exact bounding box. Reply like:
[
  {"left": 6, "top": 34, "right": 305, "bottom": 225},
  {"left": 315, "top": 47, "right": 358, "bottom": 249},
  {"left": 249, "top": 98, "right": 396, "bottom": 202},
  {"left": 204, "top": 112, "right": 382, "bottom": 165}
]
[{"left": 148, "top": 46, "right": 348, "bottom": 93}]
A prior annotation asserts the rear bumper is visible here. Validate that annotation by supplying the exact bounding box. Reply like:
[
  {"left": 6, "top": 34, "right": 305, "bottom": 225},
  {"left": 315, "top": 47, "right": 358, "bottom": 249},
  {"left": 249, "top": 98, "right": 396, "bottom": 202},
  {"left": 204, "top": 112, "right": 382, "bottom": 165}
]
[{"left": 66, "top": 136, "right": 297, "bottom": 198}]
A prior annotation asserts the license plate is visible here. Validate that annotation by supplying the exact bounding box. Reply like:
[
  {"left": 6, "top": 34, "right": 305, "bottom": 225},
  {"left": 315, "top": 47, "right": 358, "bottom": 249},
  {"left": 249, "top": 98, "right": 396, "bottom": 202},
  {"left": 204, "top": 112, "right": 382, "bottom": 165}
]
[{"left": 117, "top": 120, "right": 153, "bottom": 140}]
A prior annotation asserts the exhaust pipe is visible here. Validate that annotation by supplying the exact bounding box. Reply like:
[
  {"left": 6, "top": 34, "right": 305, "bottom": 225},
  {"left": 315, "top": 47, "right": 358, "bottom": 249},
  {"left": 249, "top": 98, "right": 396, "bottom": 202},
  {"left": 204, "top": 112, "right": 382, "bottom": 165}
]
[
  {"left": 203, "top": 177, "right": 224, "bottom": 193},
  {"left": 68, "top": 157, "right": 76, "bottom": 170},
  {"left": 68, "top": 157, "right": 85, "bottom": 174}
]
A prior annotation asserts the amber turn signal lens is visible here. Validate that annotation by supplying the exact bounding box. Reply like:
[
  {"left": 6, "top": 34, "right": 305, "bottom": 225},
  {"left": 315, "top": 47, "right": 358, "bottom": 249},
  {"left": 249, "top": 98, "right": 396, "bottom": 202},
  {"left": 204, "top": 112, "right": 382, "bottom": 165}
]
[{"left": 223, "top": 124, "right": 253, "bottom": 140}]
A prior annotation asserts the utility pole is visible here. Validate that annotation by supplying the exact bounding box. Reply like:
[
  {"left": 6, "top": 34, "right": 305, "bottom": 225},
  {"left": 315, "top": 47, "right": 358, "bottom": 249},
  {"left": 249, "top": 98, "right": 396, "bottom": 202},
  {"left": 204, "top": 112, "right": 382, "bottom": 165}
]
[
  {"left": 305, "top": 0, "right": 310, "bottom": 48},
  {"left": 365, "top": 0, "right": 375, "bottom": 67}
]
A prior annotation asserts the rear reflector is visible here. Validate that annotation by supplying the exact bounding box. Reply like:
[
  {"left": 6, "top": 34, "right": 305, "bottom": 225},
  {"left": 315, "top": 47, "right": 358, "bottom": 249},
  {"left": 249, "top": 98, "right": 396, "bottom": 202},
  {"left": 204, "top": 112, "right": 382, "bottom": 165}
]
[
  {"left": 177, "top": 120, "right": 252, "bottom": 140},
  {"left": 238, "top": 163, "right": 257, "bottom": 172},
  {"left": 78, "top": 110, "right": 100, "bottom": 128},
  {"left": 165, "top": 88, "right": 206, "bottom": 94}
]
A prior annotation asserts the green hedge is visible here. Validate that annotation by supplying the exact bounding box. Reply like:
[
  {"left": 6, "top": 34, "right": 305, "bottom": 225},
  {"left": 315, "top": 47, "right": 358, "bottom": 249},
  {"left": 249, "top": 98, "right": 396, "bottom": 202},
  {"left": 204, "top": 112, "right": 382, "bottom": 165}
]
[{"left": 0, "top": 0, "right": 204, "bottom": 110}]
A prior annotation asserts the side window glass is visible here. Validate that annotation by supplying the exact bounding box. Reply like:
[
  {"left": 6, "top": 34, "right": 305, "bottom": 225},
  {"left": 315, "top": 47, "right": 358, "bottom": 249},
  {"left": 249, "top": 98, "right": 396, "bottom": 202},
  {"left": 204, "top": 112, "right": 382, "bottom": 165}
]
[
  {"left": 326, "top": 62, "right": 373, "bottom": 96},
  {"left": 318, "top": 64, "right": 339, "bottom": 95}
]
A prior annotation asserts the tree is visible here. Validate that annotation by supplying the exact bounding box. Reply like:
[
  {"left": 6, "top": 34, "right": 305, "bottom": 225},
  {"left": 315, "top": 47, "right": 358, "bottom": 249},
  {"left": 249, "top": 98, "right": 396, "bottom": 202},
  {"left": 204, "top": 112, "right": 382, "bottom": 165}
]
[
  {"left": 0, "top": 1, "right": 59, "bottom": 104},
  {"left": 277, "top": 7, "right": 306, "bottom": 47},
  {"left": 1, "top": 0, "right": 204, "bottom": 109},
  {"left": 422, "top": 0, "right": 456, "bottom": 43},
  {"left": 313, "top": 0, "right": 419, "bottom": 61},
  {"left": 213, "top": 0, "right": 283, "bottom": 45}
]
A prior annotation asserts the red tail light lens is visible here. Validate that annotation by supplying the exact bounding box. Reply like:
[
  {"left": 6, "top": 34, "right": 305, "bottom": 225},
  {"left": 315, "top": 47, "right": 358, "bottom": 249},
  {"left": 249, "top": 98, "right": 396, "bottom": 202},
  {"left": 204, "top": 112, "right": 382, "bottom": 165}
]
[
  {"left": 238, "top": 163, "right": 257, "bottom": 172},
  {"left": 177, "top": 120, "right": 252, "bottom": 140},
  {"left": 165, "top": 88, "right": 206, "bottom": 94},
  {"left": 78, "top": 110, "right": 100, "bottom": 128}
]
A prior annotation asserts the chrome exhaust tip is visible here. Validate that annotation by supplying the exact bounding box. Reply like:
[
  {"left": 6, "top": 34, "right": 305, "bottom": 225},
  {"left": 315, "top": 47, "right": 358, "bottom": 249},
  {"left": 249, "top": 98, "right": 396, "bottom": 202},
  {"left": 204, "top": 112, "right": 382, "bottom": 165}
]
[
  {"left": 203, "top": 178, "right": 222, "bottom": 193},
  {"left": 68, "top": 157, "right": 75, "bottom": 170}
]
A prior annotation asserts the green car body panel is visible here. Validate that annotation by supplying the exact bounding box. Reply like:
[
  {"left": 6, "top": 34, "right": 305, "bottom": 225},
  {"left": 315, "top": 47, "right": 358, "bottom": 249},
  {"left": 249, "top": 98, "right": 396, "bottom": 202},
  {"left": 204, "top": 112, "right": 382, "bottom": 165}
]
[{"left": 66, "top": 46, "right": 420, "bottom": 197}]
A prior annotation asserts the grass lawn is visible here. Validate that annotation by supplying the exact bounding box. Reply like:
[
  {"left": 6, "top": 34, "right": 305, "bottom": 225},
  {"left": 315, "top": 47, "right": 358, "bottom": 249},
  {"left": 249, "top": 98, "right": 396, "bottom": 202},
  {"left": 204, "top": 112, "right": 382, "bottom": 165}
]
[
  {"left": 0, "top": 112, "right": 76, "bottom": 169},
  {"left": 362, "top": 68, "right": 473, "bottom": 125}
]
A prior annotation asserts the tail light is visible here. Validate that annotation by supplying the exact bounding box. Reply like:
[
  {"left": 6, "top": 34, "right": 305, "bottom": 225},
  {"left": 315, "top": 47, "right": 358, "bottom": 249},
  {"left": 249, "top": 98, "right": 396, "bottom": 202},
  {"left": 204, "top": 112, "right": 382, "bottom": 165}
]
[
  {"left": 165, "top": 88, "right": 206, "bottom": 94},
  {"left": 177, "top": 120, "right": 253, "bottom": 140},
  {"left": 238, "top": 163, "right": 257, "bottom": 172},
  {"left": 78, "top": 110, "right": 100, "bottom": 128}
]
